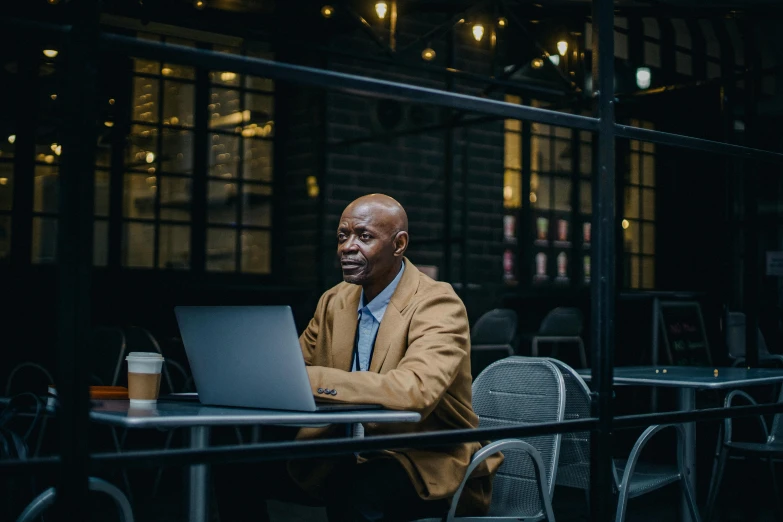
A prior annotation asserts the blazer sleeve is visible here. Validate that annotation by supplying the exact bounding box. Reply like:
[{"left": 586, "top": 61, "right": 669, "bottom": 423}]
[
  {"left": 299, "top": 292, "right": 327, "bottom": 367},
  {"left": 305, "top": 290, "right": 469, "bottom": 418}
]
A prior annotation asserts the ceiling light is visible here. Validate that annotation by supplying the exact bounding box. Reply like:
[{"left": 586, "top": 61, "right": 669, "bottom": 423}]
[
  {"left": 498, "top": 17, "right": 507, "bottom": 27},
  {"left": 50, "top": 94, "right": 57, "bottom": 100},
  {"left": 375, "top": 1, "right": 388, "bottom": 19},
  {"left": 531, "top": 58, "right": 544, "bottom": 69},
  {"left": 557, "top": 40, "right": 568, "bottom": 56},
  {"left": 472, "top": 24, "right": 485, "bottom": 42},
  {"left": 161, "top": 67, "right": 173, "bottom": 76},
  {"left": 194, "top": 0, "right": 206, "bottom": 9},
  {"left": 321, "top": 5, "right": 334, "bottom": 18},
  {"left": 622, "top": 219, "right": 630, "bottom": 230},
  {"left": 549, "top": 55, "right": 560, "bottom": 66},
  {"left": 43, "top": 49, "right": 58, "bottom": 58},
  {"left": 146, "top": 152, "right": 155, "bottom": 164},
  {"left": 7, "top": 135, "right": 15, "bottom": 144},
  {"left": 421, "top": 48, "right": 436, "bottom": 61},
  {"left": 220, "top": 72, "right": 237, "bottom": 82},
  {"left": 636, "top": 67, "right": 651, "bottom": 89},
  {"left": 0, "top": 178, "right": 7, "bottom": 186}
]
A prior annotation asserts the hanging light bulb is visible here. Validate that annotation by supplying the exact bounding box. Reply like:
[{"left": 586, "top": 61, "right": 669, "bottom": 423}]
[
  {"left": 557, "top": 40, "right": 568, "bottom": 56},
  {"left": 194, "top": 0, "right": 206, "bottom": 9},
  {"left": 472, "top": 23, "right": 485, "bottom": 42},
  {"left": 498, "top": 17, "right": 507, "bottom": 27},
  {"left": 531, "top": 58, "right": 544, "bottom": 69},
  {"left": 421, "top": 48, "right": 436, "bottom": 61},
  {"left": 43, "top": 49, "right": 58, "bottom": 58},
  {"left": 374, "top": 1, "right": 388, "bottom": 19},
  {"left": 636, "top": 67, "right": 652, "bottom": 89},
  {"left": 321, "top": 5, "right": 334, "bottom": 18}
]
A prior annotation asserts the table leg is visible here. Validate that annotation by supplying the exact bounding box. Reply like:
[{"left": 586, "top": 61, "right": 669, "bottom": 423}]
[
  {"left": 188, "top": 426, "right": 211, "bottom": 522},
  {"left": 678, "top": 389, "right": 696, "bottom": 522}
]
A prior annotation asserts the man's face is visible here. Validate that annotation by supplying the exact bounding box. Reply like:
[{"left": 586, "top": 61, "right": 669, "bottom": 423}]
[{"left": 337, "top": 204, "right": 397, "bottom": 286}]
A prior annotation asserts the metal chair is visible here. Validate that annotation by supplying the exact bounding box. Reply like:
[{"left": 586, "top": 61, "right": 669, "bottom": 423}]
[
  {"left": 531, "top": 308, "right": 587, "bottom": 369},
  {"left": 548, "top": 359, "right": 701, "bottom": 522},
  {"left": 705, "top": 388, "right": 783, "bottom": 522},
  {"left": 4, "top": 362, "right": 54, "bottom": 458},
  {"left": 417, "top": 356, "right": 565, "bottom": 521},
  {"left": 724, "top": 311, "right": 783, "bottom": 368},
  {"left": 470, "top": 308, "right": 518, "bottom": 377},
  {"left": 16, "top": 477, "right": 134, "bottom": 522}
]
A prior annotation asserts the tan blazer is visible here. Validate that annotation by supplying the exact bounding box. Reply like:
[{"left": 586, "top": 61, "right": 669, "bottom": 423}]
[{"left": 289, "top": 259, "right": 502, "bottom": 515}]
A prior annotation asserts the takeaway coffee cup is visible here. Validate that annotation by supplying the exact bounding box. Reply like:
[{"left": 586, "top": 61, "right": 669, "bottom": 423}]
[{"left": 126, "top": 352, "right": 164, "bottom": 407}]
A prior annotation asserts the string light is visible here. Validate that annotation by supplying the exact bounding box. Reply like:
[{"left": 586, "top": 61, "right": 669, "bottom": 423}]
[
  {"left": 43, "top": 49, "right": 58, "bottom": 58},
  {"left": 557, "top": 40, "right": 568, "bottom": 56},
  {"left": 194, "top": 0, "right": 206, "bottom": 9},
  {"left": 374, "top": 1, "right": 388, "bottom": 19},
  {"left": 622, "top": 219, "right": 630, "bottom": 229},
  {"left": 498, "top": 17, "right": 507, "bottom": 27},
  {"left": 421, "top": 48, "right": 436, "bottom": 61},
  {"left": 472, "top": 23, "right": 485, "bottom": 42},
  {"left": 531, "top": 58, "right": 544, "bottom": 69},
  {"left": 321, "top": 5, "right": 334, "bottom": 18}
]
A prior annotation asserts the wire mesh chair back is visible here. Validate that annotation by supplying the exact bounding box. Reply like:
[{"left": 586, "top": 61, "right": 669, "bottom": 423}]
[
  {"left": 471, "top": 308, "right": 518, "bottom": 346},
  {"left": 548, "top": 359, "right": 593, "bottom": 490},
  {"left": 472, "top": 356, "right": 565, "bottom": 518}
]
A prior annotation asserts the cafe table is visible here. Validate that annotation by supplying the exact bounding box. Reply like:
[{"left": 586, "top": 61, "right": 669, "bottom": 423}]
[
  {"left": 90, "top": 399, "right": 421, "bottom": 522},
  {"left": 577, "top": 365, "right": 783, "bottom": 522}
]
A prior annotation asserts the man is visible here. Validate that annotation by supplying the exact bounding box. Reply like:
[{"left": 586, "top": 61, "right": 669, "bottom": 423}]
[{"left": 289, "top": 194, "right": 502, "bottom": 520}]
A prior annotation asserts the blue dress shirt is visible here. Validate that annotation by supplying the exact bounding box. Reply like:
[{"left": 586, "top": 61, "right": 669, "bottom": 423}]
[{"left": 352, "top": 262, "right": 405, "bottom": 372}]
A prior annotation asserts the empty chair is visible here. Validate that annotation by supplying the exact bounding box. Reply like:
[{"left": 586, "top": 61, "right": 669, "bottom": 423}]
[
  {"left": 470, "top": 308, "right": 518, "bottom": 377},
  {"left": 548, "top": 359, "right": 701, "bottom": 522},
  {"left": 531, "top": 308, "right": 587, "bottom": 368},
  {"left": 724, "top": 311, "right": 783, "bottom": 367},
  {"left": 705, "top": 387, "right": 783, "bottom": 521},
  {"left": 416, "top": 356, "right": 565, "bottom": 521}
]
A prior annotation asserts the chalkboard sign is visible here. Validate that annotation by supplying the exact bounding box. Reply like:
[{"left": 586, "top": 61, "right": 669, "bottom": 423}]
[{"left": 658, "top": 301, "right": 712, "bottom": 366}]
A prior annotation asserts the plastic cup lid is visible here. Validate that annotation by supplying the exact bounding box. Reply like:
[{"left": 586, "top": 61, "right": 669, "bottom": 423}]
[{"left": 126, "top": 351, "right": 163, "bottom": 359}]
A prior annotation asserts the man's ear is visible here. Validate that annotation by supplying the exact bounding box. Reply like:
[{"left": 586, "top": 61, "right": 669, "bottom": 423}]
[{"left": 393, "top": 231, "right": 409, "bottom": 257}]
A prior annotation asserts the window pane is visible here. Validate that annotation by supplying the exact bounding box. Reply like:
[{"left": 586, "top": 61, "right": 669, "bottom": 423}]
[
  {"left": 243, "top": 185, "right": 272, "bottom": 226},
  {"left": 160, "top": 176, "right": 191, "bottom": 221},
  {"left": 532, "top": 137, "right": 550, "bottom": 172},
  {"left": 630, "top": 152, "right": 640, "bottom": 184},
  {"left": 554, "top": 140, "right": 570, "bottom": 172},
  {"left": 243, "top": 139, "right": 273, "bottom": 181},
  {"left": 579, "top": 142, "right": 592, "bottom": 175},
  {"left": 123, "top": 174, "right": 156, "bottom": 219},
  {"left": 127, "top": 125, "right": 158, "bottom": 173},
  {"left": 624, "top": 220, "right": 640, "bottom": 254},
  {"left": 630, "top": 140, "right": 640, "bottom": 151},
  {"left": 245, "top": 49, "right": 275, "bottom": 91},
  {"left": 123, "top": 222, "right": 155, "bottom": 268},
  {"left": 161, "top": 129, "right": 194, "bottom": 174},
  {"left": 554, "top": 178, "right": 572, "bottom": 211},
  {"left": 642, "top": 257, "right": 655, "bottom": 289},
  {"left": 642, "top": 189, "right": 655, "bottom": 220},
  {"left": 241, "top": 229, "right": 271, "bottom": 273},
  {"left": 504, "top": 132, "right": 521, "bottom": 169},
  {"left": 209, "top": 133, "right": 240, "bottom": 178},
  {"left": 95, "top": 170, "right": 109, "bottom": 217},
  {"left": 554, "top": 125, "right": 571, "bottom": 139},
  {"left": 581, "top": 181, "right": 592, "bottom": 214},
  {"left": 32, "top": 217, "right": 57, "bottom": 263},
  {"left": 625, "top": 187, "right": 640, "bottom": 219},
  {"left": 532, "top": 121, "right": 550, "bottom": 136},
  {"left": 629, "top": 255, "right": 640, "bottom": 289},
  {"left": 34, "top": 165, "right": 59, "bottom": 214},
  {"left": 642, "top": 141, "right": 655, "bottom": 153},
  {"left": 209, "top": 88, "right": 241, "bottom": 131},
  {"left": 503, "top": 170, "right": 522, "bottom": 209},
  {"left": 163, "top": 81, "right": 195, "bottom": 127},
  {"left": 642, "top": 154, "right": 655, "bottom": 186},
  {"left": 134, "top": 34, "right": 161, "bottom": 74},
  {"left": 208, "top": 181, "right": 237, "bottom": 224},
  {"left": 245, "top": 92, "right": 274, "bottom": 134},
  {"left": 94, "top": 220, "right": 108, "bottom": 267},
  {"left": 162, "top": 39, "right": 195, "bottom": 79},
  {"left": 0, "top": 162, "right": 13, "bottom": 210},
  {"left": 642, "top": 223, "right": 655, "bottom": 255},
  {"left": 132, "top": 77, "right": 159, "bottom": 123},
  {"left": 0, "top": 215, "right": 10, "bottom": 262},
  {"left": 531, "top": 174, "right": 551, "bottom": 210},
  {"left": 207, "top": 228, "right": 236, "bottom": 272},
  {"left": 159, "top": 224, "right": 190, "bottom": 269}
]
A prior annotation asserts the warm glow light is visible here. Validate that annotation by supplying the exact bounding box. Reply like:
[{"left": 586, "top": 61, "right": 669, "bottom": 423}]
[
  {"left": 472, "top": 24, "right": 485, "bottom": 42},
  {"left": 220, "top": 71, "right": 237, "bottom": 82},
  {"left": 458, "top": 18, "right": 465, "bottom": 24},
  {"left": 170, "top": 117, "right": 179, "bottom": 125},
  {"left": 421, "top": 48, "right": 436, "bottom": 61},
  {"left": 0, "top": 178, "right": 8, "bottom": 185},
  {"left": 194, "top": 0, "right": 205, "bottom": 9},
  {"left": 498, "top": 17, "right": 507, "bottom": 27},
  {"left": 47, "top": 0, "right": 60, "bottom": 4},
  {"left": 7, "top": 135, "right": 15, "bottom": 144},
  {"left": 529, "top": 192, "right": 537, "bottom": 203},
  {"left": 557, "top": 40, "right": 568, "bottom": 56},
  {"left": 104, "top": 121, "right": 114, "bottom": 127},
  {"left": 44, "top": 155, "right": 54, "bottom": 164},
  {"left": 306, "top": 176, "right": 319, "bottom": 199},
  {"left": 622, "top": 219, "right": 630, "bottom": 229},
  {"left": 531, "top": 58, "right": 544, "bottom": 69},
  {"left": 321, "top": 5, "right": 334, "bottom": 18},
  {"left": 43, "top": 49, "right": 58, "bottom": 58},
  {"left": 145, "top": 152, "right": 155, "bottom": 164},
  {"left": 50, "top": 94, "right": 57, "bottom": 100},
  {"left": 55, "top": 145, "right": 62, "bottom": 156},
  {"left": 636, "top": 67, "right": 651, "bottom": 89},
  {"left": 549, "top": 54, "right": 560, "bottom": 66},
  {"left": 109, "top": 98, "right": 115, "bottom": 105},
  {"left": 374, "top": 1, "right": 388, "bottom": 19},
  {"left": 503, "top": 185, "right": 512, "bottom": 200},
  {"left": 161, "top": 67, "right": 173, "bottom": 76}
]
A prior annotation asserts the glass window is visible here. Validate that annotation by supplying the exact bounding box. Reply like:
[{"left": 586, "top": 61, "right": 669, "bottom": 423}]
[
  {"left": 159, "top": 224, "right": 190, "bottom": 269},
  {"left": 0, "top": 162, "right": 13, "bottom": 211},
  {"left": 94, "top": 220, "right": 109, "bottom": 267},
  {"left": 32, "top": 217, "right": 58, "bottom": 264},
  {"left": 123, "top": 222, "right": 155, "bottom": 268},
  {"left": 241, "top": 229, "right": 271, "bottom": 273},
  {"left": 207, "top": 228, "right": 236, "bottom": 272},
  {"left": 504, "top": 170, "right": 522, "bottom": 210}
]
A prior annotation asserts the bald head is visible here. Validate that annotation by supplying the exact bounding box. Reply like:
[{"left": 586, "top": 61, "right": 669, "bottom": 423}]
[{"left": 336, "top": 194, "right": 410, "bottom": 302}]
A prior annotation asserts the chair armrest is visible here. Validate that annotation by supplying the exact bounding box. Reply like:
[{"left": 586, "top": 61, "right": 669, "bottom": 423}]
[
  {"left": 723, "top": 390, "right": 770, "bottom": 443},
  {"left": 443, "top": 439, "right": 555, "bottom": 522}
]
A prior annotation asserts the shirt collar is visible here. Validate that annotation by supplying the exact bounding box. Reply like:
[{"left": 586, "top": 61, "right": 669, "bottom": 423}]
[{"left": 358, "top": 261, "right": 405, "bottom": 323}]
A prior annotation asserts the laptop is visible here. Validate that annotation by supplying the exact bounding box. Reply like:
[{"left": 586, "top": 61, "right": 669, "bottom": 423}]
[{"left": 173, "top": 306, "right": 379, "bottom": 412}]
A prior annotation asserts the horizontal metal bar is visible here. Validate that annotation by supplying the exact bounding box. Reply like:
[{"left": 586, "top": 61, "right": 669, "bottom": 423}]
[
  {"left": 615, "top": 124, "right": 783, "bottom": 164},
  {"left": 100, "top": 33, "right": 600, "bottom": 132},
  {"left": 6, "top": 399, "right": 783, "bottom": 474}
]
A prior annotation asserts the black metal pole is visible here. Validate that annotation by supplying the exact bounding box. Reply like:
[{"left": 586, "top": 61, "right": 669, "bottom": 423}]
[
  {"left": 443, "top": 29, "right": 455, "bottom": 285},
  {"left": 589, "top": 0, "right": 616, "bottom": 520},
  {"left": 54, "top": 0, "right": 100, "bottom": 519}
]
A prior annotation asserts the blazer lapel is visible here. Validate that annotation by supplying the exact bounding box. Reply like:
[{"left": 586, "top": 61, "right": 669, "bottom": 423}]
[
  {"left": 331, "top": 287, "right": 361, "bottom": 371},
  {"left": 369, "top": 259, "right": 421, "bottom": 373}
]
